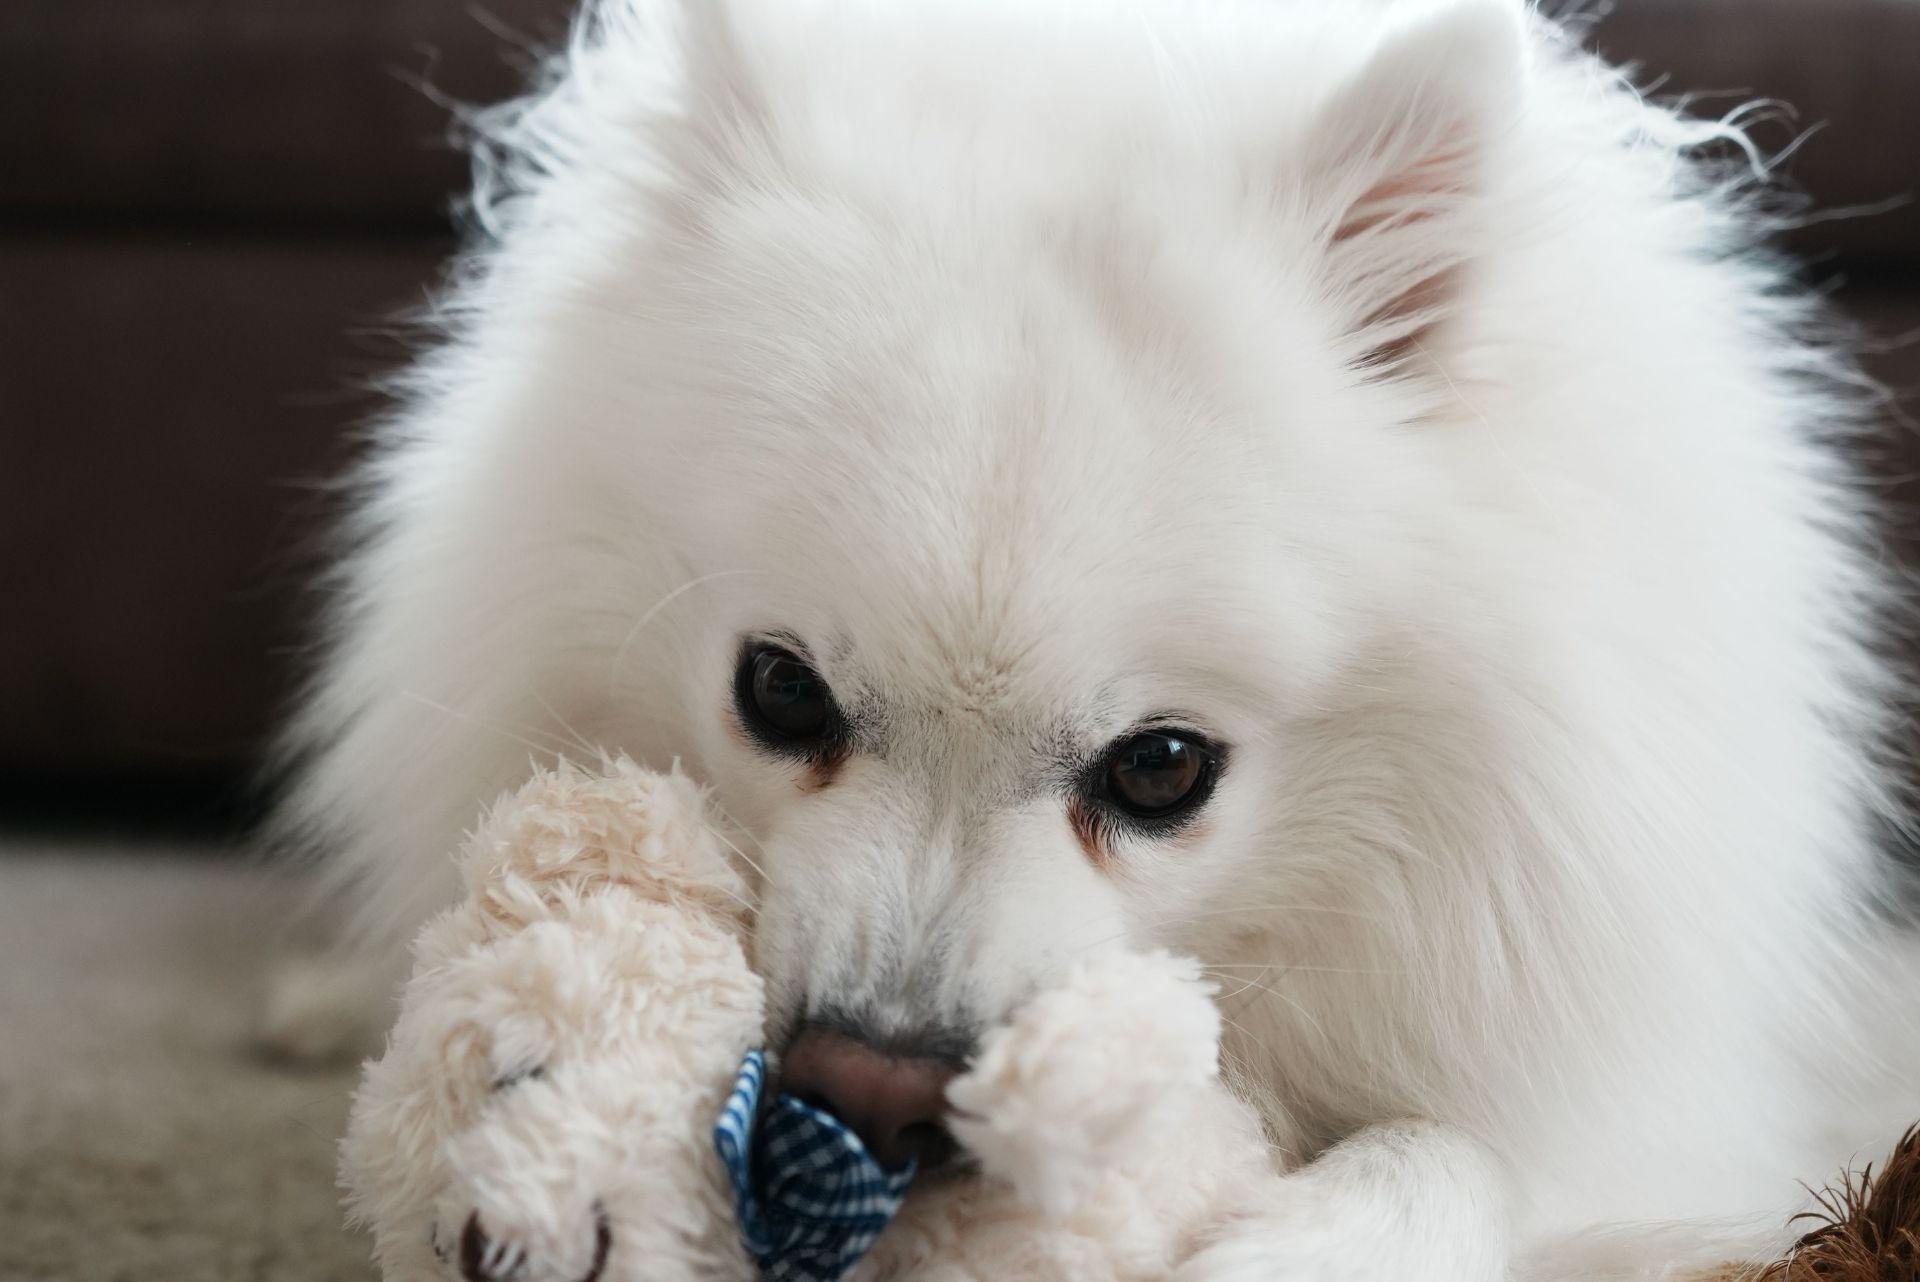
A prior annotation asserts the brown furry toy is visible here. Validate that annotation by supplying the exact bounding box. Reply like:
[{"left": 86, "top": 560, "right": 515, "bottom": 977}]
[{"left": 1758, "top": 1125, "right": 1920, "bottom": 1282}]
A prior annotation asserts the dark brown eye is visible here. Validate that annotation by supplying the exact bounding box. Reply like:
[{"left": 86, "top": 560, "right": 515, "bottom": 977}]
[
  {"left": 1102, "top": 731, "right": 1218, "bottom": 821},
  {"left": 736, "top": 643, "right": 837, "bottom": 747}
]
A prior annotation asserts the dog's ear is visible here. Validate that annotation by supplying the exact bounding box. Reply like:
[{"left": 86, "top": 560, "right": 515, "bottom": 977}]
[
  {"left": 1294, "top": 1, "right": 1526, "bottom": 370},
  {"left": 669, "top": 0, "right": 774, "bottom": 188}
]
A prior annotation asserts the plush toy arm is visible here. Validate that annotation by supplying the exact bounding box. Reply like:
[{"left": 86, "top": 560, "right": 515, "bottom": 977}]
[
  {"left": 341, "top": 759, "right": 765, "bottom": 1282},
  {"left": 1171, "top": 1119, "right": 1512, "bottom": 1282},
  {"left": 864, "top": 950, "right": 1283, "bottom": 1282},
  {"left": 945, "top": 949, "right": 1226, "bottom": 1217}
]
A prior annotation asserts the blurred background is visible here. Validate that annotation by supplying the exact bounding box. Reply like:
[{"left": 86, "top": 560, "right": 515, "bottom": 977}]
[
  {"left": 0, "top": 1, "right": 1915, "bottom": 1279},
  {"left": 3, "top": 0, "right": 1918, "bottom": 828}
]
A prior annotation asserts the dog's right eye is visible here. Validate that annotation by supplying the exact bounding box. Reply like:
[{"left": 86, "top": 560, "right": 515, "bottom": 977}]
[
  {"left": 1088, "top": 727, "right": 1224, "bottom": 830},
  {"left": 735, "top": 642, "right": 840, "bottom": 750}
]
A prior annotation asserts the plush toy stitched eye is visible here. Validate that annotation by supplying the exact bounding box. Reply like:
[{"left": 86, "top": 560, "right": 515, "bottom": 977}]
[
  {"left": 735, "top": 641, "right": 841, "bottom": 751},
  {"left": 491, "top": 1064, "right": 545, "bottom": 1091}
]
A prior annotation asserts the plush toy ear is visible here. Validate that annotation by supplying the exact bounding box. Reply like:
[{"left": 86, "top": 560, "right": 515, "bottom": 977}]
[
  {"left": 461, "top": 760, "right": 751, "bottom": 937},
  {"left": 1295, "top": 1, "right": 1526, "bottom": 369}
]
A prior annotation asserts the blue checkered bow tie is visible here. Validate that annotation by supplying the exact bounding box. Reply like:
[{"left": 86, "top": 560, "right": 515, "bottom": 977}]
[{"left": 713, "top": 1049, "right": 918, "bottom": 1282}]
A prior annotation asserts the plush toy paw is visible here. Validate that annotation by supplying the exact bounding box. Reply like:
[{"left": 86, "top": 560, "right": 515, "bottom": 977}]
[
  {"left": 946, "top": 949, "right": 1226, "bottom": 1216},
  {"left": 859, "top": 951, "right": 1279, "bottom": 1282},
  {"left": 341, "top": 759, "right": 764, "bottom": 1282}
]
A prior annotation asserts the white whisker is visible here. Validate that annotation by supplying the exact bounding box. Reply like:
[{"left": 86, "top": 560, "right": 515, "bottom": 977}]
[
  {"left": 608, "top": 570, "right": 754, "bottom": 684},
  {"left": 706, "top": 820, "right": 770, "bottom": 889},
  {"left": 525, "top": 687, "right": 602, "bottom": 758},
  {"left": 399, "top": 691, "right": 573, "bottom": 759}
]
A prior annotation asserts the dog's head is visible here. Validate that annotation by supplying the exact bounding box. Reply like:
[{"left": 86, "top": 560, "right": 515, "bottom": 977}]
[{"left": 526, "top": 0, "right": 1531, "bottom": 1131}]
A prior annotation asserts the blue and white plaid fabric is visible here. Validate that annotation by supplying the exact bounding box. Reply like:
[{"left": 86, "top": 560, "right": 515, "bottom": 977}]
[{"left": 713, "top": 1049, "right": 917, "bottom": 1282}]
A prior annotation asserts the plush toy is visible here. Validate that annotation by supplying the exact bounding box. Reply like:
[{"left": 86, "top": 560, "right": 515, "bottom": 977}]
[{"left": 340, "top": 758, "right": 1282, "bottom": 1282}]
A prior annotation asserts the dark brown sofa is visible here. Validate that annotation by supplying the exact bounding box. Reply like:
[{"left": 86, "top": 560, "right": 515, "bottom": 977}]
[
  {"left": 2, "top": 1, "right": 1915, "bottom": 813},
  {"left": 1, "top": 0, "right": 568, "bottom": 808}
]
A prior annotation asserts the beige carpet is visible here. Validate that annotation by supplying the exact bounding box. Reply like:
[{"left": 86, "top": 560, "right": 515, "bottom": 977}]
[{"left": 0, "top": 846, "right": 374, "bottom": 1282}]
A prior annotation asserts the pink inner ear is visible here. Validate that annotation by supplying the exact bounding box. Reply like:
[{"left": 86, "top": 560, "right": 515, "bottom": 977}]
[
  {"left": 1355, "top": 264, "right": 1462, "bottom": 372},
  {"left": 1331, "top": 126, "right": 1484, "bottom": 372},
  {"left": 1334, "top": 126, "right": 1480, "bottom": 245},
  {"left": 1304, "top": 0, "right": 1524, "bottom": 375}
]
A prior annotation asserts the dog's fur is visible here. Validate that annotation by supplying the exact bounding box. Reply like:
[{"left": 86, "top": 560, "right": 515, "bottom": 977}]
[{"left": 275, "top": 0, "right": 1920, "bottom": 1275}]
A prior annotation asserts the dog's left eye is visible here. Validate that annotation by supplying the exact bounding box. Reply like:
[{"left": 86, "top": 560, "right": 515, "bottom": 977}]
[
  {"left": 735, "top": 641, "right": 841, "bottom": 751},
  {"left": 1096, "top": 729, "right": 1221, "bottom": 823}
]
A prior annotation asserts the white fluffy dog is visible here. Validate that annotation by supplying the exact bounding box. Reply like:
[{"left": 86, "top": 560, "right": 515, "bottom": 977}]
[{"left": 277, "top": 0, "right": 1919, "bottom": 1276}]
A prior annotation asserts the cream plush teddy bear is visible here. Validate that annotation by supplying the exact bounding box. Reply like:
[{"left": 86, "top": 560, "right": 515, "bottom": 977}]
[{"left": 340, "top": 759, "right": 1280, "bottom": 1282}]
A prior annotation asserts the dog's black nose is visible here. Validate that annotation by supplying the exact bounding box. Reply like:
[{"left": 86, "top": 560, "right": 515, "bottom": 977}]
[{"left": 779, "top": 1026, "right": 961, "bottom": 1170}]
